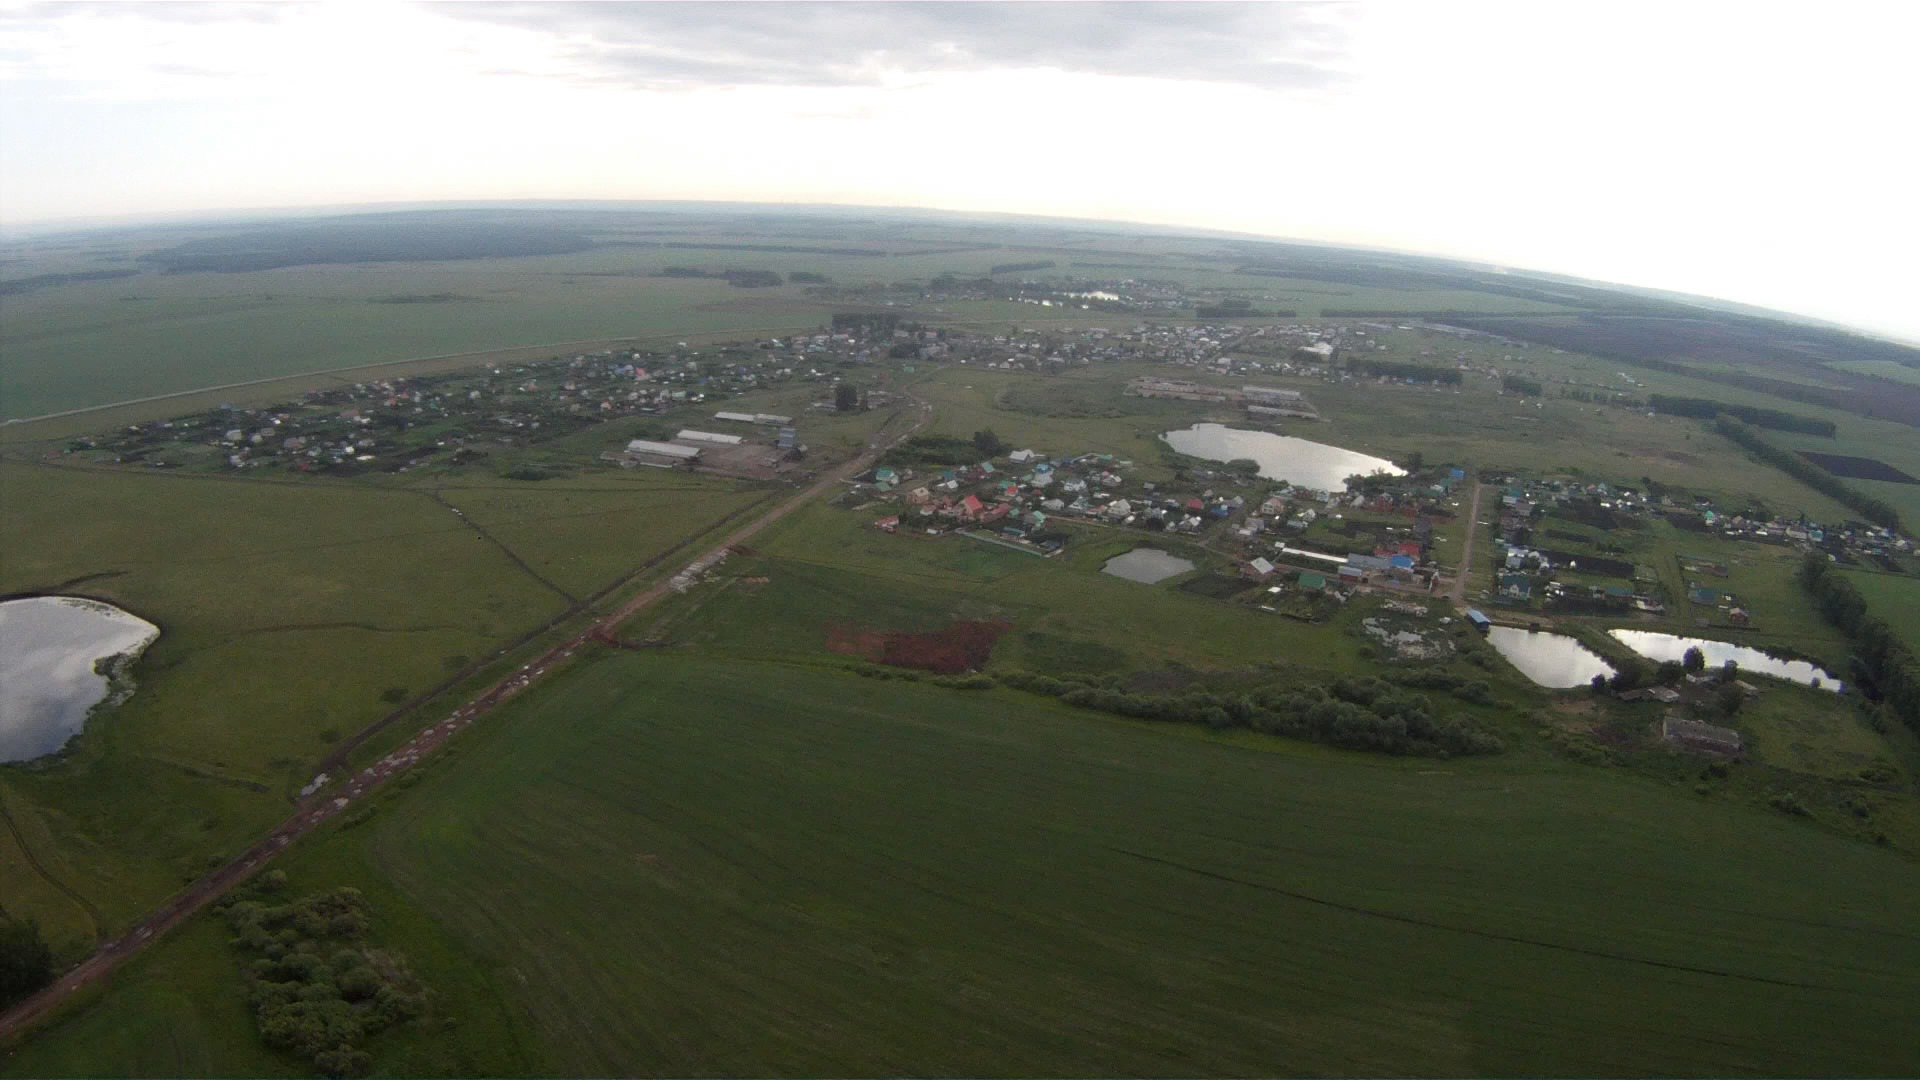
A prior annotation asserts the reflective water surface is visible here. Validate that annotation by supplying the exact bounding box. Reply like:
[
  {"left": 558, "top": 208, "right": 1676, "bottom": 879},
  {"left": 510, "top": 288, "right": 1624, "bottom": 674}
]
[
  {"left": 1486, "top": 625, "right": 1617, "bottom": 688},
  {"left": 1162, "top": 424, "right": 1404, "bottom": 490},
  {"left": 1609, "top": 630, "right": 1842, "bottom": 692},
  {"left": 0, "top": 596, "right": 159, "bottom": 763}
]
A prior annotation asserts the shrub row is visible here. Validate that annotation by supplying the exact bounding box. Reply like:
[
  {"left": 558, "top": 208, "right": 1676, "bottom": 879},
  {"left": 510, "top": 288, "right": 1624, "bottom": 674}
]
[
  {"left": 1000, "top": 672, "right": 1504, "bottom": 757},
  {"left": 1656, "top": 395, "right": 1837, "bottom": 437},
  {"left": 1800, "top": 555, "right": 1920, "bottom": 732},
  {"left": 1716, "top": 417, "right": 1900, "bottom": 530}
]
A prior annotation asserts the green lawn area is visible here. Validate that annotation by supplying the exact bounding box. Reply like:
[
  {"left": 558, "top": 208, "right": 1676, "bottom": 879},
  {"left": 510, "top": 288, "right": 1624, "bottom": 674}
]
[
  {"left": 639, "top": 499, "right": 1372, "bottom": 677},
  {"left": 1825, "top": 359, "right": 1920, "bottom": 386},
  {"left": 11, "top": 652, "right": 1920, "bottom": 1077},
  {"left": 1842, "top": 569, "right": 1920, "bottom": 645},
  {"left": 0, "top": 460, "right": 759, "bottom": 949}
]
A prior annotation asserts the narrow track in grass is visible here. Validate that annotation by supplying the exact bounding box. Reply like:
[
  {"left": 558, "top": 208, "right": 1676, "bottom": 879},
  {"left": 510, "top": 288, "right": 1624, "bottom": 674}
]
[
  {"left": 422, "top": 488, "right": 579, "bottom": 605},
  {"left": 1448, "top": 479, "right": 1486, "bottom": 606},
  {"left": 0, "top": 394, "right": 931, "bottom": 1044},
  {"left": 0, "top": 789, "right": 103, "bottom": 946}
]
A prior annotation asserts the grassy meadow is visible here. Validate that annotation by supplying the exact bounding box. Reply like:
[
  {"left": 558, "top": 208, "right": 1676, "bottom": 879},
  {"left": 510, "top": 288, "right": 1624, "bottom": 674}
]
[
  {"left": 6, "top": 210, "right": 1920, "bottom": 1078},
  {"left": 9, "top": 652, "right": 1920, "bottom": 1077},
  {"left": 0, "top": 459, "right": 759, "bottom": 949}
]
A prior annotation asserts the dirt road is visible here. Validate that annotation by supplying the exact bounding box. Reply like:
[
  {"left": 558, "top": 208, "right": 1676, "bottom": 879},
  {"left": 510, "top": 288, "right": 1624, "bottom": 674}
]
[
  {"left": 0, "top": 397, "right": 932, "bottom": 1043},
  {"left": 1448, "top": 480, "right": 1486, "bottom": 606}
]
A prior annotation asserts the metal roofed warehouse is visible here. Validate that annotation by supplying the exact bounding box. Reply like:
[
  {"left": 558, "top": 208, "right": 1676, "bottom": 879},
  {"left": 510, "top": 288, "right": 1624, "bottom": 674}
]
[
  {"left": 625, "top": 439, "right": 702, "bottom": 459},
  {"left": 677, "top": 429, "right": 745, "bottom": 445}
]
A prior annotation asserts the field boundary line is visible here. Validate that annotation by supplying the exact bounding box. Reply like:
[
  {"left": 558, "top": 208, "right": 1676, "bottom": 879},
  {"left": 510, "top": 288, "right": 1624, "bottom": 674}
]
[
  {"left": 1111, "top": 846, "right": 1857, "bottom": 994},
  {"left": 0, "top": 788, "right": 103, "bottom": 945}
]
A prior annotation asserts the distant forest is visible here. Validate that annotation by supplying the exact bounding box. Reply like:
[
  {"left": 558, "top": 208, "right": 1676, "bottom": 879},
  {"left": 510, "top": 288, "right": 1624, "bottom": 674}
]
[{"left": 142, "top": 221, "right": 594, "bottom": 272}]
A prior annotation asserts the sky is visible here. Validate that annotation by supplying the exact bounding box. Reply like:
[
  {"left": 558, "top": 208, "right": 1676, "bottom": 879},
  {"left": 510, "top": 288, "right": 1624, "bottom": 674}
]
[{"left": 2, "top": 1, "right": 1917, "bottom": 340}]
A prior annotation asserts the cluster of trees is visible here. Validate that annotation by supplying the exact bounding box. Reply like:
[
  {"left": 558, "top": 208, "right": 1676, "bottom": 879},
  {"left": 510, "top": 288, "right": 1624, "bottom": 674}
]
[
  {"left": 1653, "top": 395, "right": 1838, "bottom": 436},
  {"left": 787, "top": 271, "right": 831, "bottom": 284},
  {"left": 1799, "top": 555, "right": 1920, "bottom": 732},
  {"left": 1592, "top": 650, "right": 1750, "bottom": 716},
  {"left": 1715, "top": 417, "right": 1901, "bottom": 530},
  {"left": 830, "top": 312, "right": 901, "bottom": 337},
  {"left": 972, "top": 428, "right": 1009, "bottom": 457},
  {"left": 0, "top": 918, "right": 54, "bottom": 1008},
  {"left": 833, "top": 383, "right": 862, "bottom": 412},
  {"left": 219, "top": 880, "right": 428, "bottom": 1079},
  {"left": 1501, "top": 374, "right": 1544, "bottom": 396},
  {"left": 659, "top": 267, "right": 784, "bottom": 287},
  {"left": 999, "top": 672, "right": 1504, "bottom": 757},
  {"left": 723, "top": 269, "right": 782, "bottom": 288},
  {"left": 1347, "top": 359, "right": 1463, "bottom": 384},
  {"left": 884, "top": 434, "right": 979, "bottom": 468}
]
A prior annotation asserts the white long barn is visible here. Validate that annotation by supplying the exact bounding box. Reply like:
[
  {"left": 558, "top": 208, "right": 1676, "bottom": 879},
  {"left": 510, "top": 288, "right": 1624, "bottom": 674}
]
[
  {"left": 677, "top": 429, "right": 744, "bottom": 446},
  {"left": 625, "top": 439, "right": 701, "bottom": 460}
]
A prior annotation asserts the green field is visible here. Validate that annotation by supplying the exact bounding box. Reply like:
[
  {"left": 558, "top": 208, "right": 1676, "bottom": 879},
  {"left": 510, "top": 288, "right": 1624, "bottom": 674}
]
[
  {"left": 6, "top": 209, "right": 1920, "bottom": 1078},
  {"left": 1842, "top": 569, "right": 1920, "bottom": 644},
  {"left": 1827, "top": 359, "right": 1920, "bottom": 386},
  {"left": 0, "top": 459, "right": 759, "bottom": 953},
  {"left": 10, "top": 652, "right": 1920, "bottom": 1077}
]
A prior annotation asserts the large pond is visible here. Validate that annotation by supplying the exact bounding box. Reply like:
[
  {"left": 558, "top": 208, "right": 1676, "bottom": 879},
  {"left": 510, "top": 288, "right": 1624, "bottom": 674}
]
[
  {"left": 1486, "top": 626, "right": 1617, "bottom": 689},
  {"left": 0, "top": 597, "right": 159, "bottom": 763},
  {"left": 1102, "top": 548, "right": 1196, "bottom": 584},
  {"left": 1162, "top": 424, "right": 1406, "bottom": 491},
  {"left": 1608, "top": 630, "right": 1843, "bottom": 692}
]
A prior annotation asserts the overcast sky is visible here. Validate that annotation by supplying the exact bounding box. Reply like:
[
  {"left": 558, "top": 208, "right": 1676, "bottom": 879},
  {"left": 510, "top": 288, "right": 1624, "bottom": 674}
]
[{"left": 3, "top": 1, "right": 1916, "bottom": 339}]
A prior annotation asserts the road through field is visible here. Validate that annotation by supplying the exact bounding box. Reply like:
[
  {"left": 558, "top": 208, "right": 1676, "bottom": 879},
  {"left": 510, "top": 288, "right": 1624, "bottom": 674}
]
[
  {"left": 0, "top": 395, "right": 933, "bottom": 1044},
  {"left": 1449, "top": 480, "right": 1486, "bottom": 606}
]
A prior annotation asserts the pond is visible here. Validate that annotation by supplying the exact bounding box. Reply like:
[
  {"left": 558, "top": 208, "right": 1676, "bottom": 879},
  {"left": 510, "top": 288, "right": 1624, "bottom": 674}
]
[
  {"left": 1608, "top": 630, "right": 1843, "bottom": 692},
  {"left": 1161, "top": 424, "right": 1405, "bottom": 491},
  {"left": 1486, "top": 625, "right": 1617, "bottom": 689},
  {"left": 1102, "top": 548, "right": 1197, "bottom": 584},
  {"left": 0, "top": 596, "right": 159, "bottom": 763}
]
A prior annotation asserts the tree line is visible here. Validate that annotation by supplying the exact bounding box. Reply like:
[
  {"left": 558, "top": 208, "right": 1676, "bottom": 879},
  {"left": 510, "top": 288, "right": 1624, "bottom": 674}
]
[
  {"left": 1715, "top": 417, "right": 1901, "bottom": 530},
  {"left": 1799, "top": 555, "right": 1920, "bottom": 734},
  {"left": 998, "top": 671, "right": 1505, "bottom": 757},
  {"left": 1654, "top": 394, "right": 1838, "bottom": 436}
]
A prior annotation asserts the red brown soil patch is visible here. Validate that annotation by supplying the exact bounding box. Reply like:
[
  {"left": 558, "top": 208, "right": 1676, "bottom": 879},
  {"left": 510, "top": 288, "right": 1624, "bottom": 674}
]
[{"left": 825, "top": 620, "right": 1012, "bottom": 674}]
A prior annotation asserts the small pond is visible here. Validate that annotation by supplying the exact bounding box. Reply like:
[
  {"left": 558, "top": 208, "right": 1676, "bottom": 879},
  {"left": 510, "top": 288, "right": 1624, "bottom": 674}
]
[
  {"left": 1161, "top": 424, "right": 1405, "bottom": 491},
  {"left": 0, "top": 596, "right": 159, "bottom": 763},
  {"left": 1486, "top": 625, "right": 1617, "bottom": 688},
  {"left": 1608, "top": 630, "right": 1842, "bottom": 692},
  {"left": 1102, "top": 548, "right": 1196, "bottom": 584}
]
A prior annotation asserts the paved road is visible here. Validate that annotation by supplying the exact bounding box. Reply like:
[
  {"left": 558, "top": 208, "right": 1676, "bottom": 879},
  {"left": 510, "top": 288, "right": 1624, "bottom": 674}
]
[
  {"left": 1448, "top": 480, "right": 1487, "bottom": 606},
  {"left": 0, "top": 397, "right": 932, "bottom": 1043}
]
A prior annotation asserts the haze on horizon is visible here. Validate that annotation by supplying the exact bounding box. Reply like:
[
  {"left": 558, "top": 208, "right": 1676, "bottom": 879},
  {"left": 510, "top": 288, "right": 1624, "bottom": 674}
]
[{"left": 2, "top": 1, "right": 1916, "bottom": 341}]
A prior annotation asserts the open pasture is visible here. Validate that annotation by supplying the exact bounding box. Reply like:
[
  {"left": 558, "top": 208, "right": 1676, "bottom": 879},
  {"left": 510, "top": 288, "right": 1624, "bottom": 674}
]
[
  {"left": 14, "top": 652, "right": 1920, "bottom": 1077},
  {"left": 0, "top": 459, "right": 757, "bottom": 944}
]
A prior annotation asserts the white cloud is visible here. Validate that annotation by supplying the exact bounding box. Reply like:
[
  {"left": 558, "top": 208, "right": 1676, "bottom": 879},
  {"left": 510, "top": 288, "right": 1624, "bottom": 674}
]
[{"left": 0, "top": 1, "right": 1914, "bottom": 337}]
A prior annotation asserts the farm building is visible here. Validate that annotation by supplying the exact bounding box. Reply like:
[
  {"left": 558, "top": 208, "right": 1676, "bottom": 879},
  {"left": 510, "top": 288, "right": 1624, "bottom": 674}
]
[
  {"left": 715, "top": 411, "right": 793, "bottom": 426},
  {"left": 1242, "top": 385, "right": 1305, "bottom": 405},
  {"left": 623, "top": 439, "right": 702, "bottom": 468},
  {"left": 1466, "top": 609, "right": 1491, "bottom": 632},
  {"left": 1297, "top": 571, "right": 1328, "bottom": 592},
  {"left": 677, "top": 429, "right": 744, "bottom": 445}
]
